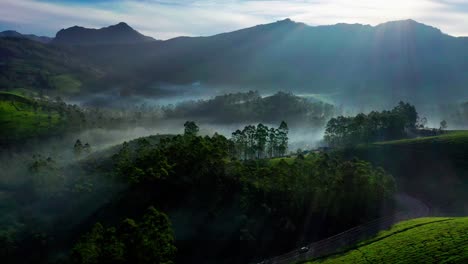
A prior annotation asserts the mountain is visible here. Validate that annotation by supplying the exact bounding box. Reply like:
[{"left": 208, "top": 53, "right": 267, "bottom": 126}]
[
  {"left": 53, "top": 22, "right": 156, "bottom": 45},
  {"left": 0, "top": 30, "right": 52, "bottom": 43},
  {"left": 0, "top": 37, "right": 101, "bottom": 95},
  {"left": 67, "top": 19, "right": 468, "bottom": 107},
  {"left": 2, "top": 19, "right": 468, "bottom": 108}
]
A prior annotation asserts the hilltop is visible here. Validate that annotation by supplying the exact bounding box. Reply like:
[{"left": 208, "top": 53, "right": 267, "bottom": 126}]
[{"left": 53, "top": 22, "right": 156, "bottom": 45}]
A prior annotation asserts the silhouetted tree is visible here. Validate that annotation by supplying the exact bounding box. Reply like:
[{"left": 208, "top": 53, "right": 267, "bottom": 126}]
[
  {"left": 440, "top": 120, "right": 448, "bottom": 130},
  {"left": 184, "top": 121, "right": 199, "bottom": 136},
  {"left": 74, "top": 139, "right": 83, "bottom": 158}
]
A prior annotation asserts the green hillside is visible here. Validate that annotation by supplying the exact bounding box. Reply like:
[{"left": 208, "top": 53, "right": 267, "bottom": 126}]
[
  {"left": 307, "top": 217, "right": 468, "bottom": 264},
  {"left": 0, "top": 92, "right": 62, "bottom": 142},
  {"left": 339, "top": 131, "right": 468, "bottom": 214},
  {"left": 376, "top": 130, "right": 468, "bottom": 147},
  {"left": 0, "top": 38, "right": 100, "bottom": 96}
]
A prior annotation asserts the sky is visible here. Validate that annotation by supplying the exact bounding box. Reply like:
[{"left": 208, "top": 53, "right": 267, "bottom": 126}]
[{"left": 1, "top": 0, "right": 468, "bottom": 39}]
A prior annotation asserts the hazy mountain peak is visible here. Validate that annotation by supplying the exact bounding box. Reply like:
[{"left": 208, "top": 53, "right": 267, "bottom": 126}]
[
  {"left": 115, "top": 22, "right": 131, "bottom": 28},
  {"left": 0, "top": 30, "right": 52, "bottom": 43},
  {"left": 376, "top": 19, "right": 442, "bottom": 34},
  {"left": 54, "top": 22, "right": 156, "bottom": 45}
]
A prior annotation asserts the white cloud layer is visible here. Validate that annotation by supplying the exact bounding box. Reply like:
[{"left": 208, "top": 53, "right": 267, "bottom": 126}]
[{"left": 1, "top": 0, "right": 468, "bottom": 39}]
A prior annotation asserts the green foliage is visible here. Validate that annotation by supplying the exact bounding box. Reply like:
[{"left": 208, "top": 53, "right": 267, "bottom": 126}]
[
  {"left": 0, "top": 97, "right": 61, "bottom": 141},
  {"left": 28, "top": 155, "right": 64, "bottom": 196},
  {"left": 107, "top": 126, "right": 396, "bottom": 259},
  {"left": 340, "top": 130, "right": 468, "bottom": 214},
  {"left": 50, "top": 74, "right": 82, "bottom": 95},
  {"left": 307, "top": 217, "right": 468, "bottom": 264},
  {"left": 72, "top": 207, "right": 176, "bottom": 264},
  {"left": 164, "top": 91, "right": 334, "bottom": 125},
  {"left": 0, "top": 93, "right": 88, "bottom": 143},
  {"left": 0, "top": 38, "right": 99, "bottom": 95},
  {"left": 325, "top": 102, "right": 418, "bottom": 146},
  {"left": 183, "top": 121, "right": 199, "bottom": 136},
  {"left": 231, "top": 122, "right": 289, "bottom": 159}
]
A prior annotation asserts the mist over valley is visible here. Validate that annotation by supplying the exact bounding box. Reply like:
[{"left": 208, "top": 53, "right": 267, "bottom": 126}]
[{"left": 1, "top": 12, "right": 468, "bottom": 264}]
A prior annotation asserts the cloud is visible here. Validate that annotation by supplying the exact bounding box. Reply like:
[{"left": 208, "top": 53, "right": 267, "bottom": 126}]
[{"left": 1, "top": 0, "right": 468, "bottom": 39}]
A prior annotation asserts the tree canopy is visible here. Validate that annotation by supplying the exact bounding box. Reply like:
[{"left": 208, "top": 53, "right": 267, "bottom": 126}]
[{"left": 325, "top": 102, "right": 418, "bottom": 146}]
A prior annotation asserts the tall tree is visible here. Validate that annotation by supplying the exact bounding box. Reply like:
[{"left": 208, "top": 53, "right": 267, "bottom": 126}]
[
  {"left": 277, "top": 121, "right": 289, "bottom": 157},
  {"left": 74, "top": 139, "right": 83, "bottom": 158},
  {"left": 255, "top": 123, "right": 268, "bottom": 159},
  {"left": 184, "top": 121, "right": 199, "bottom": 137}
]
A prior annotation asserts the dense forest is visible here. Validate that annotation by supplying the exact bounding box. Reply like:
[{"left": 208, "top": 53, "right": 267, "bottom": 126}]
[
  {"left": 325, "top": 102, "right": 419, "bottom": 146},
  {"left": 0, "top": 122, "right": 395, "bottom": 263},
  {"left": 164, "top": 91, "right": 335, "bottom": 126}
]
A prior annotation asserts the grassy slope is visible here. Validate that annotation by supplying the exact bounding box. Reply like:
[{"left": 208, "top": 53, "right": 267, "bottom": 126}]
[
  {"left": 0, "top": 92, "right": 62, "bottom": 141},
  {"left": 0, "top": 38, "right": 99, "bottom": 95},
  {"left": 308, "top": 217, "right": 468, "bottom": 264},
  {"left": 339, "top": 131, "right": 468, "bottom": 214}
]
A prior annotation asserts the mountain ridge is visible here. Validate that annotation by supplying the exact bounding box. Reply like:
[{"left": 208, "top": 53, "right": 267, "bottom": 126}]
[
  {"left": 0, "top": 30, "right": 52, "bottom": 43},
  {"left": 1, "top": 18, "right": 468, "bottom": 109},
  {"left": 53, "top": 22, "right": 157, "bottom": 45}
]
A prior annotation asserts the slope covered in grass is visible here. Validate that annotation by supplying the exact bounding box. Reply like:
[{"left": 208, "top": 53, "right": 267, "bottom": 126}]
[
  {"left": 308, "top": 217, "right": 468, "bottom": 264},
  {"left": 0, "top": 92, "right": 62, "bottom": 141},
  {"left": 339, "top": 131, "right": 468, "bottom": 214}
]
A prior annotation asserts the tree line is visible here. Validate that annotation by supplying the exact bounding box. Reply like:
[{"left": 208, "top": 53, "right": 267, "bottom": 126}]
[
  {"left": 325, "top": 102, "right": 418, "bottom": 146},
  {"left": 230, "top": 121, "right": 289, "bottom": 160},
  {"left": 164, "top": 91, "right": 334, "bottom": 126}
]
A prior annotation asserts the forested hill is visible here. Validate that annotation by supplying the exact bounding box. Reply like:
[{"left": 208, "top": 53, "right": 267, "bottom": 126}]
[
  {"left": 164, "top": 91, "right": 335, "bottom": 125},
  {"left": 2, "top": 19, "right": 468, "bottom": 106}
]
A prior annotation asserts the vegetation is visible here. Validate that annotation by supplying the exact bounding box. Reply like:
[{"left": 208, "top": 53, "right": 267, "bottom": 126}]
[
  {"left": 0, "top": 38, "right": 99, "bottom": 96},
  {"left": 0, "top": 92, "right": 63, "bottom": 142},
  {"left": 1, "top": 20, "right": 467, "bottom": 264},
  {"left": 307, "top": 217, "right": 468, "bottom": 264},
  {"left": 164, "top": 91, "right": 334, "bottom": 126},
  {"left": 325, "top": 102, "right": 418, "bottom": 146},
  {"left": 103, "top": 124, "right": 395, "bottom": 262},
  {"left": 231, "top": 121, "right": 289, "bottom": 159},
  {"left": 339, "top": 130, "right": 468, "bottom": 214},
  {"left": 72, "top": 207, "right": 176, "bottom": 264}
]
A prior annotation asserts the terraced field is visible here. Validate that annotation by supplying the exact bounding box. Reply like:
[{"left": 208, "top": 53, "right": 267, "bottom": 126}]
[{"left": 307, "top": 217, "right": 468, "bottom": 264}]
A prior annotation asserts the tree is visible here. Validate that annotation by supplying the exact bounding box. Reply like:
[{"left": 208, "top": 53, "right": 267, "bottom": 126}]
[
  {"left": 243, "top": 125, "right": 256, "bottom": 160},
  {"left": 325, "top": 102, "right": 419, "bottom": 146},
  {"left": 72, "top": 207, "right": 176, "bottom": 264},
  {"left": 83, "top": 143, "right": 92, "bottom": 154},
  {"left": 255, "top": 123, "right": 268, "bottom": 159},
  {"left": 440, "top": 120, "right": 448, "bottom": 130},
  {"left": 267, "top": 127, "right": 277, "bottom": 158},
  {"left": 74, "top": 139, "right": 83, "bottom": 158},
  {"left": 184, "top": 121, "right": 199, "bottom": 136},
  {"left": 277, "top": 121, "right": 289, "bottom": 156},
  {"left": 417, "top": 117, "right": 428, "bottom": 129}
]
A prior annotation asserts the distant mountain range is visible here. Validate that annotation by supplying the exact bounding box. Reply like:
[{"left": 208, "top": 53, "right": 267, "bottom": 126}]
[
  {"left": 0, "top": 30, "right": 52, "bottom": 43},
  {"left": 1, "top": 19, "right": 468, "bottom": 108},
  {"left": 53, "top": 22, "right": 156, "bottom": 45},
  {"left": 1, "top": 22, "right": 155, "bottom": 45}
]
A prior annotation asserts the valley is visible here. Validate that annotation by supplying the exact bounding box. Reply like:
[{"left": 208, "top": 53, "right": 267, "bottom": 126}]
[{"left": 0, "top": 13, "right": 467, "bottom": 264}]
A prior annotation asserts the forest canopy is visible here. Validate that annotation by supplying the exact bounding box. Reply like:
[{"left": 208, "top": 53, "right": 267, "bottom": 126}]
[
  {"left": 163, "top": 91, "right": 334, "bottom": 126},
  {"left": 324, "top": 102, "right": 418, "bottom": 147}
]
